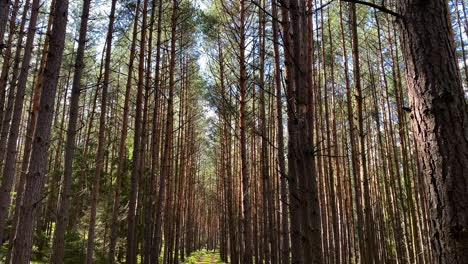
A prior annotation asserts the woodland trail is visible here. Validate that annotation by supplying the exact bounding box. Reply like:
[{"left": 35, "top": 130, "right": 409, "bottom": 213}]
[
  {"left": 195, "top": 254, "right": 215, "bottom": 264},
  {"left": 191, "top": 251, "right": 224, "bottom": 264}
]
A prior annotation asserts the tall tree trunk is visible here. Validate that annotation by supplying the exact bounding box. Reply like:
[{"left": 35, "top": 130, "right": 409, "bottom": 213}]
[
  {"left": 148, "top": 0, "right": 163, "bottom": 261},
  {"left": 338, "top": 2, "right": 362, "bottom": 262},
  {"left": 0, "top": 0, "right": 9, "bottom": 50},
  {"left": 106, "top": 0, "right": 135, "bottom": 261},
  {"left": 0, "top": 0, "right": 20, "bottom": 138},
  {"left": 4, "top": 2, "right": 50, "bottom": 257},
  {"left": 0, "top": 0, "right": 40, "bottom": 244},
  {"left": 271, "top": 0, "right": 290, "bottom": 262},
  {"left": 397, "top": 1, "right": 468, "bottom": 262},
  {"left": 127, "top": 0, "right": 147, "bottom": 262},
  {"left": 85, "top": 0, "right": 117, "bottom": 261},
  {"left": 257, "top": 3, "right": 276, "bottom": 263},
  {"left": 239, "top": 0, "right": 253, "bottom": 263},
  {"left": 10, "top": 0, "right": 69, "bottom": 262},
  {"left": 288, "top": 0, "right": 322, "bottom": 262},
  {"left": 348, "top": 3, "right": 376, "bottom": 263},
  {"left": 50, "top": 0, "right": 91, "bottom": 262},
  {"left": 153, "top": 0, "right": 178, "bottom": 261},
  {"left": 143, "top": 0, "right": 156, "bottom": 262}
]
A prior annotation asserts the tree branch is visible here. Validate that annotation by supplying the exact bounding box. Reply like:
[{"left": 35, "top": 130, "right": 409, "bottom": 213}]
[{"left": 340, "top": 0, "right": 401, "bottom": 18}]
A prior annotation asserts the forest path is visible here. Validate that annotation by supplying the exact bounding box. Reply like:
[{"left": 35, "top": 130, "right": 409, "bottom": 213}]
[
  {"left": 194, "top": 251, "right": 222, "bottom": 264},
  {"left": 196, "top": 254, "right": 214, "bottom": 263}
]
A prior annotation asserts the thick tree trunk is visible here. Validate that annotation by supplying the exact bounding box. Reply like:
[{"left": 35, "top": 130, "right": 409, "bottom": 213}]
[
  {"left": 10, "top": 0, "right": 69, "bottom": 262},
  {"left": 50, "top": 0, "right": 91, "bottom": 263},
  {"left": 288, "top": 0, "right": 322, "bottom": 262},
  {"left": 397, "top": 1, "right": 468, "bottom": 262}
]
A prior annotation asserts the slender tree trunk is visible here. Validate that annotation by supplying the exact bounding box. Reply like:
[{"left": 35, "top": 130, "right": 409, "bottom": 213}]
[
  {"left": 148, "top": 0, "right": 164, "bottom": 261},
  {"left": 0, "top": 0, "right": 9, "bottom": 50},
  {"left": 338, "top": 3, "right": 362, "bottom": 262},
  {"left": 0, "top": 0, "right": 19, "bottom": 138},
  {"left": 85, "top": 0, "right": 117, "bottom": 261},
  {"left": 0, "top": 0, "right": 33, "bottom": 161},
  {"left": 127, "top": 0, "right": 147, "bottom": 262},
  {"left": 238, "top": 0, "right": 253, "bottom": 262},
  {"left": 0, "top": 0, "right": 40, "bottom": 244},
  {"left": 10, "top": 0, "right": 69, "bottom": 262},
  {"left": 154, "top": 0, "right": 178, "bottom": 262},
  {"left": 348, "top": 3, "right": 376, "bottom": 263},
  {"left": 271, "top": 1, "right": 289, "bottom": 262},
  {"left": 106, "top": 0, "right": 136, "bottom": 261},
  {"left": 142, "top": 0, "right": 156, "bottom": 262},
  {"left": 50, "top": 0, "right": 91, "bottom": 262},
  {"left": 4, "top": 3, "right": 48, "bottom": 258}
]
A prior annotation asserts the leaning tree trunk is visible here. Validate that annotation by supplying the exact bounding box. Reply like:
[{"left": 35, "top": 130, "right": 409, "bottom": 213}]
[
  {"left": 10, "top": 0, "right": 69, "bottom": 262},
  {"left": 0, "top": 0, "right": 40, "bottom": 245},
  {"left": 105, "top": 0, "right": 129, "bottom": 261},
  {"left": 50, "top": 0, "right": 91, "bottom": 262},
  {"left": 85, "top": 0, "right": 118, "bottom": 262},
  {"left": 397, "top": 0, "right": 468, "bottom": 263}
]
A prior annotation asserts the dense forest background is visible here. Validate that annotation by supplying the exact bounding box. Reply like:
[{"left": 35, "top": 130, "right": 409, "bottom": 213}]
[{"left": 0, "top": 0, "right": 467, "bottom": 263}]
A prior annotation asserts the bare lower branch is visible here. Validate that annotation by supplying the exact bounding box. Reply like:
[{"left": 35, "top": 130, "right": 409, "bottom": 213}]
[{"left": 341, "top": 0, "right": 401, "bottom": 18}]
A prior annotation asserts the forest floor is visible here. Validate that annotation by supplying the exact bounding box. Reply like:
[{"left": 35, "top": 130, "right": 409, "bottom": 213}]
[
  {"left": 196, "top": 254, "right": 216, "bottom": 263},
  {"left": 183, "top": 250, "right": 225, "bottom": 264}
]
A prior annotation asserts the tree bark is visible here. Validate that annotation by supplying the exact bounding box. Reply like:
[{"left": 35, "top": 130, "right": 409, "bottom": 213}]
[
  {"left": 105, "top": 0, "right": 134, "bottom": 261},
  {"left": 50, "top": 0, "right": 91, "bottom": 262},
  {"left": 127, "top": 0, "right": 147, "bottom": 262},
  {"left": 0, "top": 0, "right": 40, "bottom": 245},
  {"left": 288, "top": 0, "right": 322, "bottom": 262},
  {"left": 0, "top": 0, "right": 9, "bottom": 50},
  {"left": 238, "top": 0, "right": 253, "bottom": 263},
  {"left": 85, "top": 0, "right": 117, "bottom": 262},
  {"left": 397, "top": 0, "right": 468, "bottom": 262},
  {"left": 153, "top": 0, "right": 178, "bottom": 262},
  {"left": 271, "top": 1, "right": 290, "bottom": 263},
  {"left": 148, "top": 0, "right": 163, "bottom": 262},
  {"left": 349, "top": 3, "right": 377, "bottom": 263},
  {"left": 0, "top": 0, "right": 19, "bottom": 141},
  {"left": 10, "top": 0, "right": 69, "bottom": 262}
]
